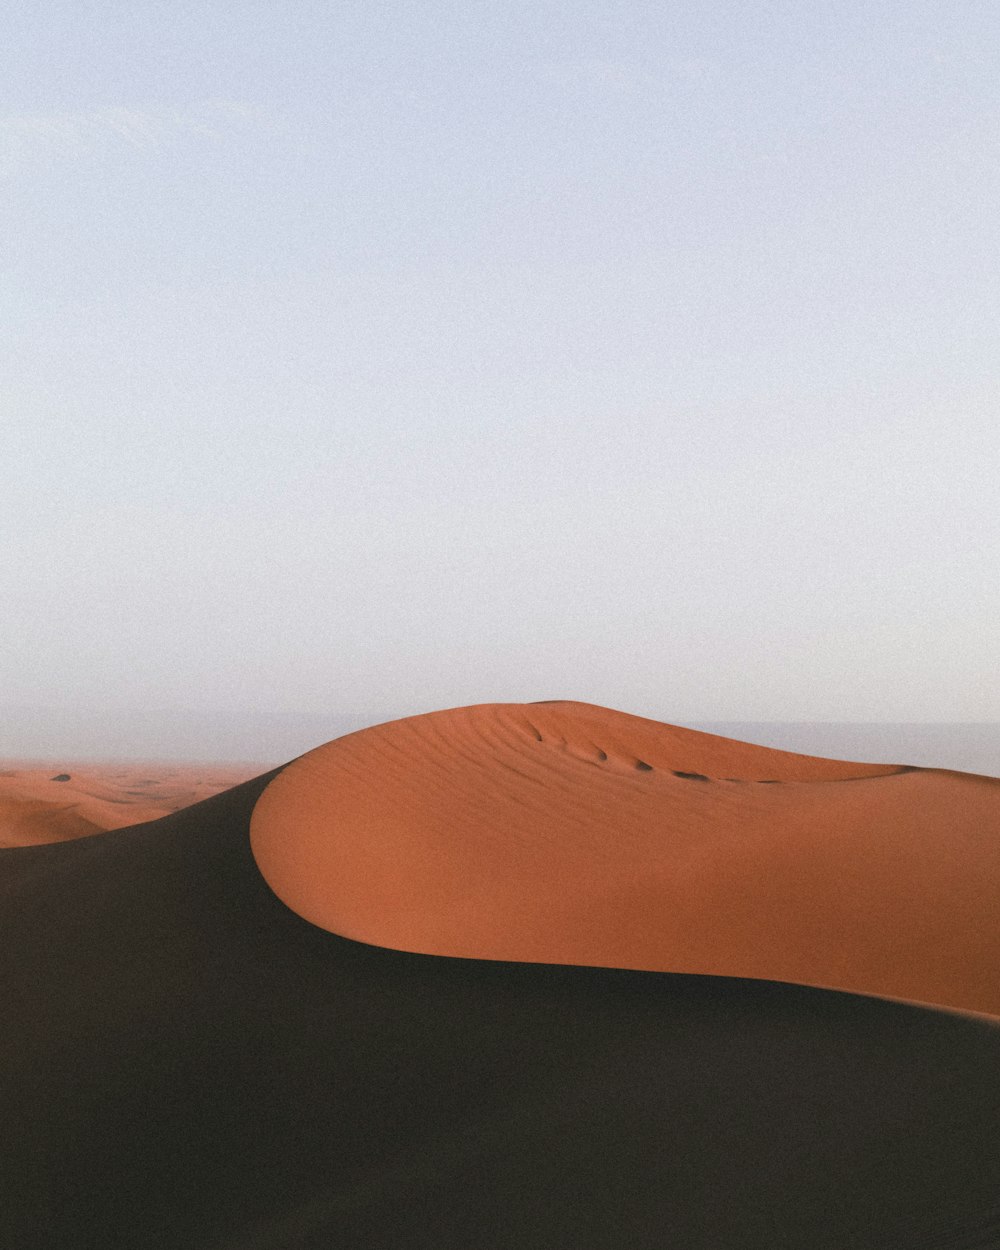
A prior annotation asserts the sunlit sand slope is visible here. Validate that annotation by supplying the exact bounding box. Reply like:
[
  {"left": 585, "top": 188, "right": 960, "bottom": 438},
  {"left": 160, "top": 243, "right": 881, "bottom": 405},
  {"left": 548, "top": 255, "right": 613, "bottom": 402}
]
[{"left": 251, "top": 701, "right": 1000, "bottom": 1017}]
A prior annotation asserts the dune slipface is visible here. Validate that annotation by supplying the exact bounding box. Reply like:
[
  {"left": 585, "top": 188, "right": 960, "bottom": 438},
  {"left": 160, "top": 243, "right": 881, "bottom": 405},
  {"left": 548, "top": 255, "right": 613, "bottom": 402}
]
[
  {"left": 250, "top": 701, "right": 1000, "bottom": 1017},
  {"left": 3, "top": 705, "right": 1000, "bottom": 1249}
]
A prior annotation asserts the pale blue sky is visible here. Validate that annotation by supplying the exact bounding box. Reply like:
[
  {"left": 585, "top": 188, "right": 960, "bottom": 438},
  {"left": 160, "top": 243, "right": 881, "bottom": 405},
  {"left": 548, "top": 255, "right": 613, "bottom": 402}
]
[{"left": 3, "top": 1, "right": 999, "bottom": 734}]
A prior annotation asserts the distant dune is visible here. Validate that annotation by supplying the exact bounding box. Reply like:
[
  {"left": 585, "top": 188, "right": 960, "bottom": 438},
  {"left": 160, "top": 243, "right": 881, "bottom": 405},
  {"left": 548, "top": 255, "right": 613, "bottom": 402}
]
[
  {"left": 0, "top": 762, "right": 263, "bottom": 847},
  {"left": 2, "top": 703, "right": 998, "bottom": 1248}
]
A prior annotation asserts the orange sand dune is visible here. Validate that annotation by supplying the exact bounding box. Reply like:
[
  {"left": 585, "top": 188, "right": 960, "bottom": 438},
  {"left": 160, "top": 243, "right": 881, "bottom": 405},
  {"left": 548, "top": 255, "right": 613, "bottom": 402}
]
[
  {"left": 251, "top": 701, "right": 1000, "bottom": 1018},
  {"left": 0, "top": 762, "right": 263, "bottom": 847},
  {"left": 5, "top": 715, "right": 1000, "bottom": 1247}
]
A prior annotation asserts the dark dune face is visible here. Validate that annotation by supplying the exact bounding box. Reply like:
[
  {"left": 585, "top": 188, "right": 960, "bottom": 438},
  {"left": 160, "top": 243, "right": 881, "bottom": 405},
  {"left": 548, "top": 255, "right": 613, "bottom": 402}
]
[
  {"left": 251, "top": 701, "right": 1000, "bottom": 1017},
  {"left": 3, "top": 706, "right": 1000, "bottom": 1248},
  {"left": 2, "top": 773, "right": 1000, "bottom": 1249}
]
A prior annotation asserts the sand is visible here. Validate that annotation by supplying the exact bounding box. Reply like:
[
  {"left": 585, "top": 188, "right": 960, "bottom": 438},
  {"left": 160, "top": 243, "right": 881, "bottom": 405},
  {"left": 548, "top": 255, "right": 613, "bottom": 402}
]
[
  {"left": 0, "top": 761, "right": 264, "bottom": 847},
  {"left": 251, "top": 701, "right": 1000, "bottom": 1018},
  {"left": 2, "top": 703, "right": 999, "bottom": 1248}
]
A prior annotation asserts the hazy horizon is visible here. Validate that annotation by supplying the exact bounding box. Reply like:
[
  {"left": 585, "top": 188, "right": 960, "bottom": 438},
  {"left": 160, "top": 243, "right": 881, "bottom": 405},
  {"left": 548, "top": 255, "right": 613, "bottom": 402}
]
[
  {"left": 3, "top": 703, "right": 999, "bottom": 776},
  {"left": 5, "top": 3, "right": 999, "bottom": 725}
]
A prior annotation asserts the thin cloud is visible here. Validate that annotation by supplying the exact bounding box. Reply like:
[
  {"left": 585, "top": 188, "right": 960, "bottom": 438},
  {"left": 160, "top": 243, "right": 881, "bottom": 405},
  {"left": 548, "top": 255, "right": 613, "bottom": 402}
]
[
  {"left": 536, "top": 56, "right": 723, "bottom": 104},
  {"left": 0, "top": 100, "right": 263, "bottom": 176},
  {"left": 540, "top": 57, "right": 665, "bottom": 97}
]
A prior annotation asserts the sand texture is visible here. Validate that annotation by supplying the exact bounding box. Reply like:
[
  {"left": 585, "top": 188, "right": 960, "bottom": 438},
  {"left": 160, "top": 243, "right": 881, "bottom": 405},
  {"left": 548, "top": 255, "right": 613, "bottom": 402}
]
[
  {"left": 2, "top": 704, "right": 999, "bottom": 1248},
  {"left": 0, "top": 762, "right": 263, "bottom": 847},
  {"left": 251, "top": 701, "right": 1000, "bottom": 1018}
]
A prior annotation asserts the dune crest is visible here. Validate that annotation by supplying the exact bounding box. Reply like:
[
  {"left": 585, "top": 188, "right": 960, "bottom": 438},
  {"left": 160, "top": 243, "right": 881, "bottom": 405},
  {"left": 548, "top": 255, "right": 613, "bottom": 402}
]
[{"left": 250, "top": 701, "right": 1000, "bottom": 1018}]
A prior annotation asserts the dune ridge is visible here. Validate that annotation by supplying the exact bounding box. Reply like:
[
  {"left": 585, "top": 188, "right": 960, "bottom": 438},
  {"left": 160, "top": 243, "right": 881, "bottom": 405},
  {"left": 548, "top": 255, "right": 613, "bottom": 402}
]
[{"left": 251, "top": 701, "right": 1000, "bottom": 1018}]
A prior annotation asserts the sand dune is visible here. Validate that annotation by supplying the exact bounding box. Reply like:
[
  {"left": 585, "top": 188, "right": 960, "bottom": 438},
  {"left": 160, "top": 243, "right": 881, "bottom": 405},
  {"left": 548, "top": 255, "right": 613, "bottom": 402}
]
[
  {"left": 0, "top": 762, "right": 264, "bottom": 847},
  {"left": 251, "top": 701, "right": 1000, "bottom": 1018},
  {"left": 3, "top": 705, "right": 999, "bottom": 1247}
]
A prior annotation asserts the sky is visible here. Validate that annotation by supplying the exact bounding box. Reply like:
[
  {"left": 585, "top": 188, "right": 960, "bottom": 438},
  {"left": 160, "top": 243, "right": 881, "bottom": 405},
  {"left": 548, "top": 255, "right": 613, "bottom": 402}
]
[{"left": 4, "top": 0, "right": 1000, "bottom": 747}]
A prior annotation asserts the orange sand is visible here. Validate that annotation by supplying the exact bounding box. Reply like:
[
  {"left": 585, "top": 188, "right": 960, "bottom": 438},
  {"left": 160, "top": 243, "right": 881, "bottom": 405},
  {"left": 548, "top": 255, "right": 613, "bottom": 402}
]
[
  {"left": 0, "top": 761, "right": 264, "bottom": 847},
  {"left": 251, "top": 701, "right": 1000, "bottom": 1018}
]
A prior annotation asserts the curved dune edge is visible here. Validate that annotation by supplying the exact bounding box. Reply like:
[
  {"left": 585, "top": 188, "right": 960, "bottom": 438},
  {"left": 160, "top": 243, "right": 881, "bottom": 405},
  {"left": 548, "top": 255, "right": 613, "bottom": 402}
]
[{"left": 249, "top": 701, "right": 1000, "bottom": 1018}]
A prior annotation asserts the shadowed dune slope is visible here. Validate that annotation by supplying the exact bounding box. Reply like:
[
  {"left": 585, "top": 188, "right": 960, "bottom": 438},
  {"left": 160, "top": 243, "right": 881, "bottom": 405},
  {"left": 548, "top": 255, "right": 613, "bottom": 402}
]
[
  {"left": 251, "top": 701, "right": 1000, "bottom": 1017},
  {"left": 2, "top": 771, "right": 1000, "bottom": 1249},
  {"left": 0, "top": 763, "right": 263, "bottom": 847}
]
